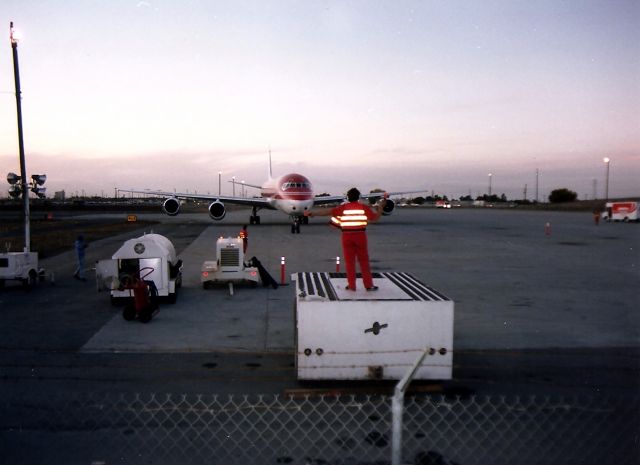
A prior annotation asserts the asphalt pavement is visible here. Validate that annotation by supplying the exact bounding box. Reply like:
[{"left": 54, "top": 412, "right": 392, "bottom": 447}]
[
  {"left": 0, "top": 206, "right": 637, "bottom": 398},
  {"left": 2, "top": 206, "right": 639, "bottom": 465}
]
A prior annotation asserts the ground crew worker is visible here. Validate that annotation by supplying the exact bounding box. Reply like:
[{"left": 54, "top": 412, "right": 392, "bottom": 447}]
[
  {"left": 239, "top": 225, "right": 248, "bottom": 254},
  {"left": 305, "top": 188, "right": 387, "bottom": 291},
  {"left": 73, "top": 234, "right": 88, "bottom": 281},
  {"left": 593, "top": 210, "right": 600, "bottom": 226}
]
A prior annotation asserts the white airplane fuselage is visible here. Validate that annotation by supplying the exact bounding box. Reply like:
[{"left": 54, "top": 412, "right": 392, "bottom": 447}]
[{"left": 261, "top": 173, "right": 315, "bottom": 217}]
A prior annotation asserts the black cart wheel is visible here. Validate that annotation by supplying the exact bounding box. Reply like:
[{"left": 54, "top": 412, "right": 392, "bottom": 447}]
[
  {"left": 138, "top": 306, "right": 153, "bottom": 323},
  {"left": 122, "top": 303, "right": 136, "bottom": 321}
]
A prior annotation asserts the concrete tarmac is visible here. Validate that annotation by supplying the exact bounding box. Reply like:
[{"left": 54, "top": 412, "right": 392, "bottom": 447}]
[{"left": 0, "top": 207, "right": 638, "bottom": 398}]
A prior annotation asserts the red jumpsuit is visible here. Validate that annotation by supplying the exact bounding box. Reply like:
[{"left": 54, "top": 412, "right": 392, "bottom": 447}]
[{"left": 330, "top": 201, "right": 378, "bottom": 290}]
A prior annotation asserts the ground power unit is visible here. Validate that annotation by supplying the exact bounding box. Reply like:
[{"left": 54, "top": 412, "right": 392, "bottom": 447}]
[{"left": 201, "top": 237, "right": 259, "bottom": 294}]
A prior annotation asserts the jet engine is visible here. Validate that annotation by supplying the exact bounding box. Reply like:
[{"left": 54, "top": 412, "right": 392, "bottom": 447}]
[
  {"left": 208, "top": 200, "right": 226, "bottom": 220},
  {"left": 162, "top": 197, "right": 181, "bottom": 216},
  {"left": 381, "top": 198, "right": 395, "bottom": 215}
]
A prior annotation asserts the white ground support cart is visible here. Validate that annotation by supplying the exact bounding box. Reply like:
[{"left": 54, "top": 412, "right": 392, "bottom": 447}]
[
  {"left": 293, "top": 271, "right": 454, "bottom": 381},
  {"left": 0, "top": 251, "right": 46, "bottom": 289},
  {"left": 201, "top": 237, "right": 259, "bottom": 295},
  {"left": 95, "top": 233, "right": 182, "bottom": 305}
]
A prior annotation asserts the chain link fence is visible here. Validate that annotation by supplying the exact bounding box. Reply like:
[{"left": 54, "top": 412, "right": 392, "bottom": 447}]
[{"left": 2, "top": 393, "right": 638, "bottom": 465}]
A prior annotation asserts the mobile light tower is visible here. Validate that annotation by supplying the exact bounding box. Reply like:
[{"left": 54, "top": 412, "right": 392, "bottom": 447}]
[
  {"left": 2, "top": 23, "right": 46, "bottom": 287},
  {"left": 488, "top": 173, "right": 493, "bottom": 197}
]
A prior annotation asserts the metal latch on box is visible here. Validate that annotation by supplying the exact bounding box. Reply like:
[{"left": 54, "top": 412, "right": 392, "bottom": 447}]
[{"left": 364, "top": 321, "right": 388, "bottom": 335}]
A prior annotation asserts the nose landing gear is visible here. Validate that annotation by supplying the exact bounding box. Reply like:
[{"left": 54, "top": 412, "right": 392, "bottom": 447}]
[
  {"left": 291, "top": 217, "right": 301, "bottom": 234},
  {"left": 249, "top": 206, "right": 261, "bottom": 225}
]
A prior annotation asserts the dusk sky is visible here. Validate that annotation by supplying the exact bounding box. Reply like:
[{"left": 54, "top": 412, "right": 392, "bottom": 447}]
[{"left": 1, "top": 0, "right": 639, "bottom": 200}]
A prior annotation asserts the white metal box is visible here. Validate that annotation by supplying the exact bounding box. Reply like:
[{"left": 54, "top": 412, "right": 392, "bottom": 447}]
[{"left": 293, "top": 272, "right": 454, "bottom": 380}]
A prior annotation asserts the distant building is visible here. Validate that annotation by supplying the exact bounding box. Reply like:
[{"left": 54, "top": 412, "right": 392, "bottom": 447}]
[{"left": 54, "top": 190, "right": 66, "bottom": 201}]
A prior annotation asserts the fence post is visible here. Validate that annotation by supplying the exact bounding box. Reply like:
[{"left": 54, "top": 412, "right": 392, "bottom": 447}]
[{"left": 391, "top": 348, "right": 429, "bottom": 465}]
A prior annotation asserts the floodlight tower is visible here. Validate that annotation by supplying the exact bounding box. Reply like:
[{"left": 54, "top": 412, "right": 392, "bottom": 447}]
[{"left": 10, "top": 22, "right": 31, "bottom": 252}]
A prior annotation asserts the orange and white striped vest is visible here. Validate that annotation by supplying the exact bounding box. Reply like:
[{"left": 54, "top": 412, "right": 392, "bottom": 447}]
[{"left": 331, "top": 204, "right": 369, "bottom": 231}]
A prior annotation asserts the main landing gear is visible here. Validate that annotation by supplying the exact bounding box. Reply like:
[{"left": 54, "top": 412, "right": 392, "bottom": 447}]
[{"left": 249, "top": 206, "right": 261, "bottom": 225}]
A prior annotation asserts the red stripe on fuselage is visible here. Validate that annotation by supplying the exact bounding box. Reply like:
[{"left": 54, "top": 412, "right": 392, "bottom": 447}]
[{"left": 276, "top": 191, "right": 313, "bottom": 200}]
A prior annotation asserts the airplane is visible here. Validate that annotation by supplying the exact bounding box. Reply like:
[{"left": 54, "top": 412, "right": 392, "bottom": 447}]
[{"left": 119, "top": 156, "right": 421, "bottom": 234}]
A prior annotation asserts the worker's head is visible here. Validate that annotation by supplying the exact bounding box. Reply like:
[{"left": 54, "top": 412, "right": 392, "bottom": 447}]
[{"left": 347, "top": 187, "right": 360, "bottom": 202}]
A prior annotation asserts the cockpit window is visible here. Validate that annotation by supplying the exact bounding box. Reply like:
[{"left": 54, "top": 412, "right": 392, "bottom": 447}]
[{"left": 281, "top": 181, "right": 310, "bottom": 190}]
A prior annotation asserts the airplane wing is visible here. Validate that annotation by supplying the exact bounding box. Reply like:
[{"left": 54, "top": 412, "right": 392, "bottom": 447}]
[
  {"left": 361, "top": 190, "right": 426, "bottom": 201},
  {"left": 118, "top": 188, "right": 276, "bottom": 209},
  {"left": 311, "top": 195, "right": 346, "bottom": 206},
  {"left": 312, "top": 190, "right": 426, "bottom": 206}
]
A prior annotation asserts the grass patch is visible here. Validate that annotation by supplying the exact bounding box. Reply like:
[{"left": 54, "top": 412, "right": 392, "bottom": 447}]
[{"left": 1, "top": 218, "right": 157, "bottom": 258}]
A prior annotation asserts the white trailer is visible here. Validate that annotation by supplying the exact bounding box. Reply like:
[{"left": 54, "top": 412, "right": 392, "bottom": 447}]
[
  {"left": 96, "top": 233, "right": 182, "bottom": 304},
  {"left": 0, "top": 251, "right": 45, "bottom": 289},
  {"left": 602, "top": 201, "right": 639, "bottom": 222}
]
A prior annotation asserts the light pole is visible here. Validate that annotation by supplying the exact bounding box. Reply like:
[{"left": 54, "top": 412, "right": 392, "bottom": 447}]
[
  {"left": 488, "top": 173, "right": 493, "bottom": 197},
  {"left": 603, "top": 157, "right": 610, "bottom": 201},
  {"left": 218, "top": 171, "right": 222, "bottom": 196},
  {"left": 232, "top": 176, "right": 236, "bottom": 197},
  {"left": 10, "top": 22, "right": 31, "bottom": 252}
]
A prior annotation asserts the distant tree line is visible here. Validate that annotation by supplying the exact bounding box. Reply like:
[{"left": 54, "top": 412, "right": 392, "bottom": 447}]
[
  {"left": 548, "top": 188, "right": 578, "bottom": 203},
  {"left": 320, "top": 187, "right": 579, "bottom": 204},
  {"left": 474, "top": 194, "right": 508, "bottom": 203}
]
